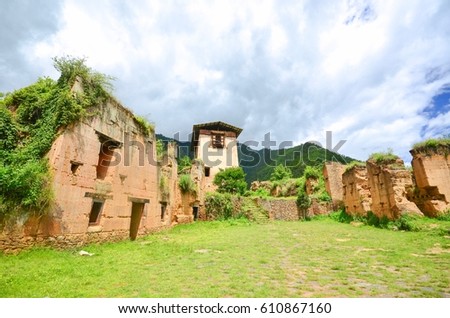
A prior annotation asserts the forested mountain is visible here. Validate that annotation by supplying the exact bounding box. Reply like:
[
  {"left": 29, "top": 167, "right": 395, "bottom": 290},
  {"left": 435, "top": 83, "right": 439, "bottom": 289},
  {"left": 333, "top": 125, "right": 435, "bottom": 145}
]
[{"left": 157, "top": 134, "right": 355, "bottom": 185}]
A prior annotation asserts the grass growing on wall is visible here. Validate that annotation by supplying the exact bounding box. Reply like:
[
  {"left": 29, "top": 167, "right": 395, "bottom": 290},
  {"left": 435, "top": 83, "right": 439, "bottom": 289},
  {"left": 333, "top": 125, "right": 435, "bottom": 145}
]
[{"left": 412, "top": 136, "right": 450, "bottom": 156}]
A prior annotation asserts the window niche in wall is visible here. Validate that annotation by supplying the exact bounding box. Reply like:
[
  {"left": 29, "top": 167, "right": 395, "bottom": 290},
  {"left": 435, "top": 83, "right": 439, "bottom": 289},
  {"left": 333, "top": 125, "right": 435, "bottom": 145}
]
[{"left": 96, "top": 133, "right": 121, "bottom": 180}]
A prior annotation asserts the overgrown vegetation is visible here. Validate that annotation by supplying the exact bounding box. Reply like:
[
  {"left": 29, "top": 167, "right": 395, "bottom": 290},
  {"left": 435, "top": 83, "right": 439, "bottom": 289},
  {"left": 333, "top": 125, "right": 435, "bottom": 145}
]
[
  {"left": 177, "top": 155, "right": 192, "bottom": 174},
  {"left": 368, "top": 148, "right": 400, "bottom": 164},
  {"left": 134, "top": 115, "right": 155, "bottom": 136},
  {"left": 296, "top": 190, "right": 311, "bottom": 218},
  {"left": 328, "top": 209, "right": 439, "bottom": 232},
  {"left": 156, "top": 139, "right": 165, "bottom": 161},
  {"left": 178, "top": 174, "right": 197, "bottom": 195},
  {"left": 213, "top": 167, "right": 247, "bottom": 195},
  {"left": 204, "top": 192, "right": 234, "bottom": 220},
  {"left": 344, "top": 160, "right": 366, "bottom": 172},
  {"left": 0, "top": 56, "right": 114, "bottom": 219},
  {"left": 412, "top": 135, "right": 450, "bottom": 156},
  {"left": 159, "top": 175, "right": 169, "bottom": 200}
]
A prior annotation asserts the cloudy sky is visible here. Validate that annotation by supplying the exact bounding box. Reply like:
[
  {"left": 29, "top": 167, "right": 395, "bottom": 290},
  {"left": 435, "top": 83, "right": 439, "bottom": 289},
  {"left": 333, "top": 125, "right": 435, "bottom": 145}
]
[{"left": 1, "top": 0, "right": 449, "bottom": 161}]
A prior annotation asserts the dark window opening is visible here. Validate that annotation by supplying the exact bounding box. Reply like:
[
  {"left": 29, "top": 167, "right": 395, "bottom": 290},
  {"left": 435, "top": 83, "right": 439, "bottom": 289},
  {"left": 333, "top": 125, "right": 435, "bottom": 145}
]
[
  {"left": 70, "top": 163, "right": 80, "bottom": 174},
  {"left": 161, "top": 203, "right": 167, "bottom": 221},
  {"left": 211, "top": 133, "right": 225, "bottom": 148},
  {"left": 193, "top": 206, "right": 199, "bottom": 221},
  {"left": 204, "top": 166, "right": 210, "bottom": 177},
  {"left": 89, "top": 201, "right": 104, "bottom": 225},
  {"left": 96, "top": 139, "right": 119, "bottom": 180}
]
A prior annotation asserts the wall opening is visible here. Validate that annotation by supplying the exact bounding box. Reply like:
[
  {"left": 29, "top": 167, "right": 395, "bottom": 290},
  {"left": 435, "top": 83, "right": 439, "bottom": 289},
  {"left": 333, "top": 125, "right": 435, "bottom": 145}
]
[
  {"left": 96, "top": 134, "right": 121, "bottom": 180},
  {"left": 97, "top": 140, "right": 115, "bottom": 179},
  {"left": 130, "top": 202, "right": 145, "bottom": 240},
  {"left": 192, "top": 206, "right": 199, "bottom": 221},
  {"left": 204, "top": 166, "right": 210, "bottom": 177},
  {"left": 70, "top": 161, "right": 82, "bottom": 175},
  {"left": 160, "top": 202, "right": 167, "bottom": 222},
  {"left": 89, "top": 201, "right": 104, "bottom": 225}
]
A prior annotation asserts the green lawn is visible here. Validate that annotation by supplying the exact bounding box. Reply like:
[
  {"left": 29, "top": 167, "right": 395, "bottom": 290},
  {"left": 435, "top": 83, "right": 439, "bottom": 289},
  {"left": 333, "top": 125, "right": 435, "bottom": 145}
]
[{"left": 1, "top": 218, "right": 449, "bottom": 297}]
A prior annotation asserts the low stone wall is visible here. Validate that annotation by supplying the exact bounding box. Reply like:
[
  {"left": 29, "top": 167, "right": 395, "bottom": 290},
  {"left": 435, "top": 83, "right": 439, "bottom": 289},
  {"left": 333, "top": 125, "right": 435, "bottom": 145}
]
[
  {"left": 257, "top": 198, "right": 300, "bottom": 221},
  {"left": 255, "top": 198, "right": 334, "bottom": 221},
  {"left": 0, "top": 225, "right": 168, "bottom": 254}
]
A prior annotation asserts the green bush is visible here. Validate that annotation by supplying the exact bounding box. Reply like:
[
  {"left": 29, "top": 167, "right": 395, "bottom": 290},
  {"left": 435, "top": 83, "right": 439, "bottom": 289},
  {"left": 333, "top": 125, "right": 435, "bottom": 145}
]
[
  {"left": 296, "top": 189, "right": 311, "bottom": 218},
  {"left": 205, "top": 192, "right": 233, "bottom": 220},
  {"left": 213, "top": 167, "right": 247, "bottom": 195},
  {"left": 178, "top": 174, "right": 197, "bottom": 194},
  {"left": 270, "top": 164, "right": 292, "bottom": 181},
  {"left": 392, "top": 215, "right": 422, "bottom": 231},
  {"left": 329, "top": 209, "right": 354, "bottom": 223},
  {"left": 329, "top": 210, "right": 423, "bottom": 232},
  {"left": 246, "top": 188, "right": 270, "bottom": 198},
  {"left": 303, "top": 165, "right": 321, "bottom": 179}
]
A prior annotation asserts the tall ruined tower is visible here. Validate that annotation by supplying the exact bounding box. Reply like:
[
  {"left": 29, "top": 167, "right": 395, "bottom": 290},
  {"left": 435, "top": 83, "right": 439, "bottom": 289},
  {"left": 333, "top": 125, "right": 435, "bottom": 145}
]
[{"left": 191, "top": 121, "right": 242, "bottom": 185}]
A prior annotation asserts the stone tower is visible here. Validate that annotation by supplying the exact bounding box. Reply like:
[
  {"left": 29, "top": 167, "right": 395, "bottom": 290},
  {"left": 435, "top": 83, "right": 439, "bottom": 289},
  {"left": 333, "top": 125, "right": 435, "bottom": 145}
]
[{"left": 191, "top": 121, "right": 242, "bottom": 187}]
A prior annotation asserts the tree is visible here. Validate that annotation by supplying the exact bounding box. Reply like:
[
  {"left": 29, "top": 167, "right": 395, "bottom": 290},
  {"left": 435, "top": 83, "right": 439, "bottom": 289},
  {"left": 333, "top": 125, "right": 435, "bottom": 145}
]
[
  {"left": 270, "top": 164, "right": 293, "bottom": 181},
  {"left": 213, "top": 167, "right": 247, "bottom": 195},
  {"left": 296, "top": 189, "right": 311, "bottom": 219}
]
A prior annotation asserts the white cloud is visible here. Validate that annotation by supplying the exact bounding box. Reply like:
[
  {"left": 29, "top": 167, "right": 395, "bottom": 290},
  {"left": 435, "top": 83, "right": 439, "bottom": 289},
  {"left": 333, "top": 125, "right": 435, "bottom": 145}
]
[{"left": 2, "top": 0, "right": 450, "bottom": 163}]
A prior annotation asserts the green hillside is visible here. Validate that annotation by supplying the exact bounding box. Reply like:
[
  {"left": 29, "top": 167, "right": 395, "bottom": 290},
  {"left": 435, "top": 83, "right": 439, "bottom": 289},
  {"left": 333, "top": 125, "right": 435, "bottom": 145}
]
[
  {"left": 157, "top": 134, "right": 355, "bottom": 185},
  {"left": 239, "top": 142, "right": 354, "bottom": 184}
]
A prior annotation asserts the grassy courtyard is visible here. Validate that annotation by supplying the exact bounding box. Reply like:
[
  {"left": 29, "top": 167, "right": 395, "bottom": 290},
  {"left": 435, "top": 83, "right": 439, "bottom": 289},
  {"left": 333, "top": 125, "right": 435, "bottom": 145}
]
[{"left": 1, "top": 218, "right": 449, "bottom": 297}]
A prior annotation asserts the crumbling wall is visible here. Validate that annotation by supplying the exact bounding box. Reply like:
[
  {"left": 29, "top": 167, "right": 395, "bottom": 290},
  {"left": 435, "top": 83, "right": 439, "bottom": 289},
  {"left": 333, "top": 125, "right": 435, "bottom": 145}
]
[
  {"left": 1, "top": 100, "right": 161, "bottom": 253},
  {"left": 410, "top": 150, "right": 450, "bottom": 216},
  {"left": 366, "top": 159, "right": 422, "bottom": 219},
  {"left": 323, "top": 162, "right": 345, "bottom": 205},
  {"left": 158, "top": 142, "right": 178, "bottom": 226},
  {"left": 342, "top": 166, "right": 372, "bottom": 216}
]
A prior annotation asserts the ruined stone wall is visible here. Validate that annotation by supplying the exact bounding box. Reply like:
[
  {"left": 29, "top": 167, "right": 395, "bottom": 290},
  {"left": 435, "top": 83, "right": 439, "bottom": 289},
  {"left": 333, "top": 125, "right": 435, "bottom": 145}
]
[
  {"left": 257, "top": 198, "right": 300, "bottom": 221},
  {"left": 1, "top": 100, "right": 160, "bottom": 252},
  {"left": 254, "top": 198, "right": 333, "bottom": 221},
  {"left": 323, "top": 162, "right": 345, "bottom": 204},
  {"left": 366, "top": 159, "right": 422, "bottom": 219},
  {"left": 158, "top": 142, "right": 178, "bottom": 226},
  {"left": 410, "top": 150, "right": 450, "bottom": 216},
  {"left": 342, "top": 166, "right": 372, "bottom": 216}
]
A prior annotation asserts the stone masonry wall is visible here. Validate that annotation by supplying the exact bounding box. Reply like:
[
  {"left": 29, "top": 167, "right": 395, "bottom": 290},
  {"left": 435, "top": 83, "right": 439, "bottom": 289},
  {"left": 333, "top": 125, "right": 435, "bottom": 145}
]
[
  {"left": 366, "top": 159, "right": 422, "bottom": 219},
  {"left": 342, "top": 166, "right": 372, "bottom": 217},
  {"left": 323, "top": 162, "right": 345, "bottom": 205},
  {"left": 410, "top": 150, "right": 450, "bottom": 216},
  {"left": 257, "top": 198, "right": 300, "bottom": 221}
]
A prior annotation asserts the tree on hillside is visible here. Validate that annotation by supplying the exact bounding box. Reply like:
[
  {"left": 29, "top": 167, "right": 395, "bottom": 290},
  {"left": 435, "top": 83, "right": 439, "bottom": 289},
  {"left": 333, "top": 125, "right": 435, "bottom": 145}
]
[
  {"left": 213, "top": 167, "right": 247, "bottom": 195},
  {"left": 270, "top": 164, "right": 293, "bottom": 181}
]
